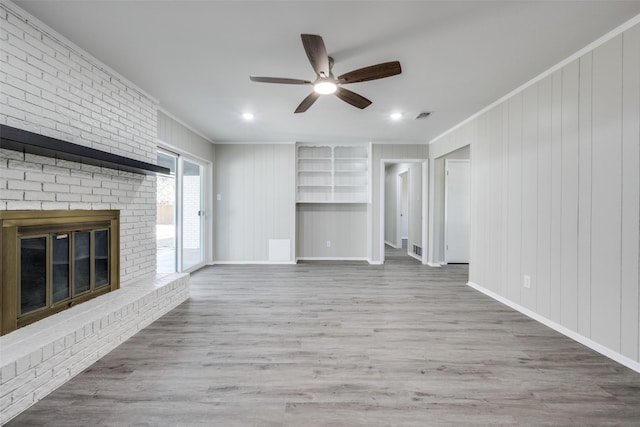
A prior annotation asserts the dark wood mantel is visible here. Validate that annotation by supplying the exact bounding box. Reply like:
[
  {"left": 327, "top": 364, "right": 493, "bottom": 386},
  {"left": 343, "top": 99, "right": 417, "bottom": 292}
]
[{"left": 0, "top": 124, "right": 169, "bottom": 175}]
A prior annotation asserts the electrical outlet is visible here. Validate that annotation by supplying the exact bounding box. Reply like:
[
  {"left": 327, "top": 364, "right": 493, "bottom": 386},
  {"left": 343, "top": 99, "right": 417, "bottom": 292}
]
[
  {"left": 523, "top": 275, "right": 531, "bottom": 289},
  {"left": 326, "top": 240, "right": 331, "bottom": 248},
  {"left": 216, "top": 194, "right": 222, "bottom": 201}
]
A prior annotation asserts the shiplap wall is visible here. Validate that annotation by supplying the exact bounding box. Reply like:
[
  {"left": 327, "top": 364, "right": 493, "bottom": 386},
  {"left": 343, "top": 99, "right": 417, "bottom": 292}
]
[
  {"left": 214, "top": 144, "right": 295, "bottom": 263},
  {"left": 433, "top": 23, "right": 640, "bottom": 364},
  {"left": 157, "top": 110, "right": 215, "bottom": 163},
  {"left": 296, "top": 203, "right": 368, "bottom": 259}
]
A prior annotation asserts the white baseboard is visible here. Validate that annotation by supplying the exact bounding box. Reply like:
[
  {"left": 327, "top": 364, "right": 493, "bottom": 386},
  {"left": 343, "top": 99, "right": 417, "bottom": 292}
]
[
  {"left": 467, "top": 281, "right": 640, "bottom": 374},
  {"left": 296, "top": 257, "right": 369, "bottom": 262},
  {"left": 211, "top": 260, "right": 297, "bottom": 265},
  {"left": 408, "top": 252, "right": 422, "bottom": 262},
  {"left": 384, "top": 240, "right": 400, "bottom": 249},
  {"left": 426, "top": 262, "right": 443, "bottom": 267},
  {"left": 368, "top": 259, "right": 383, "bottom": 265}
]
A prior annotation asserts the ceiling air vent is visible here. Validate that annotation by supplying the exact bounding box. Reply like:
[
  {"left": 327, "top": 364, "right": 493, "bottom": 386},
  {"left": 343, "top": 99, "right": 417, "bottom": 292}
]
[{"left": 415, "top": 112, "right": 432, "bottom": 120}]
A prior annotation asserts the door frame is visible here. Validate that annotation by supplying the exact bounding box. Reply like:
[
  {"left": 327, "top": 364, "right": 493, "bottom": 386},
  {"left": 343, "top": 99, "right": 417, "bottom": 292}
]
[
  {"left": 397, "top": 169, "right": 409, "bottom": 248},
  {"left": 157, "top": 141, "right": 212, "bottom": 273},
  {"left": 379, "top": 159, "right": 428, "bottom": 264}
]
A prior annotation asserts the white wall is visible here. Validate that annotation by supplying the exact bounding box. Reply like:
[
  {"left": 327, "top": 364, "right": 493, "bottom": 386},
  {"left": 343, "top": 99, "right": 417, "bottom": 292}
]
[
  {"left": 296, "top": 203, "right": 368, "bottom": 259},
  {"left": 157, "top": 110, "right": 215, "bottom": 162},
  {"left": 214, "top": 144, "right": 295, "bottom": 263},
  {"left": 430, "top": 21, "right": 640, "bottom": 366}
]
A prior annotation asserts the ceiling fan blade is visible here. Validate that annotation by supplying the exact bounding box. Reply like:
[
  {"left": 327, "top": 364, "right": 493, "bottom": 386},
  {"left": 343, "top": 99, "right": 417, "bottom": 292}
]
[
  {"left": 301, "top": 34, "right": 330, "bottom": 77},
  {"left": 338, "top": 61, "right": 402, "bottom": 84},
  {"left": 294, "top": 92, "right": 321, "bottom": 113},
  {"left": 334, "top": 87, "right": 372, "bottom": 109},
  {"left": 250, "top": 76, "right": 312, "bottom": 85}
]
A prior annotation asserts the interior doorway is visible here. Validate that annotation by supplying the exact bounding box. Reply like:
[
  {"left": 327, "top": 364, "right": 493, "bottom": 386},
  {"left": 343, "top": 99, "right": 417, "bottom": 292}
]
[{"left": 380, "top": 159, "right": 428, "bottom": 264}]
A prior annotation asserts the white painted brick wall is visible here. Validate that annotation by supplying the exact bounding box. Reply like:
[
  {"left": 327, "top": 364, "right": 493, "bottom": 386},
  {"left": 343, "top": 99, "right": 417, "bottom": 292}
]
[
  {"left": 0, "top": 3, "right": 159, "bottom": 282},
  {"left": 0, "top": 3, "right": 189, "bottom": 423}
]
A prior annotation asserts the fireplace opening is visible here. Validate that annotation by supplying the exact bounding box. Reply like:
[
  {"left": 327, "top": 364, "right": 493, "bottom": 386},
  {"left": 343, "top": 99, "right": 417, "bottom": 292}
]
[{"left": 1, "top": 210, "right": 120, "bottom": 335}]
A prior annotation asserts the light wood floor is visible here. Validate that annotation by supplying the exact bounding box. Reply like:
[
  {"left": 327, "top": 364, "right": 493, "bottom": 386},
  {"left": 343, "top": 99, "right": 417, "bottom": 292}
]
[{"left": 8, "top": 251, "right": 640, "bottom": 426}]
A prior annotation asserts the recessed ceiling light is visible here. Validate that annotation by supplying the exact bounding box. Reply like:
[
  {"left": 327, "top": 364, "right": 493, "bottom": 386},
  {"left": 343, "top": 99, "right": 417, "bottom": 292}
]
[
  {"left": 390, "top": 112, "right": 402, "bottom": 121},
  {"left": 242, "top": 112, "right": 255, "bottom": 121}
]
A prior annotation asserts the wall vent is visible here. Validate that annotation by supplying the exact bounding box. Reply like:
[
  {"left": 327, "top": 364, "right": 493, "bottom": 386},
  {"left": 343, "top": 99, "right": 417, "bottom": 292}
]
[
  {"left": 413, "top": 244, "right": 422, "bottom": 257},
  {"left": 415, "top": 112, "right": 432, "bottom": 120}
]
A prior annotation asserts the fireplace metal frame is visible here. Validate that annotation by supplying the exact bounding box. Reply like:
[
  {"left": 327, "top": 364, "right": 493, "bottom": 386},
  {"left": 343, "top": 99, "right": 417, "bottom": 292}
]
[{"left": 0, "top": 210, "right": 120, "bottom": 335}]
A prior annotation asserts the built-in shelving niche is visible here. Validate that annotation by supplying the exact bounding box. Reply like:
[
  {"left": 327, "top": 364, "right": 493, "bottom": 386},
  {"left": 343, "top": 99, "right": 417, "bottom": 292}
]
[{"left": 296, "top": 143, "right": 371, "bottom": 203}]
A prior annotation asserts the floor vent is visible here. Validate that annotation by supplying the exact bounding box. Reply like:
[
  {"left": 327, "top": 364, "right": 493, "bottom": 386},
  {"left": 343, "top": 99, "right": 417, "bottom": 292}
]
[{"left": 413, "top": 244, "right": 422, "bottom": 257}]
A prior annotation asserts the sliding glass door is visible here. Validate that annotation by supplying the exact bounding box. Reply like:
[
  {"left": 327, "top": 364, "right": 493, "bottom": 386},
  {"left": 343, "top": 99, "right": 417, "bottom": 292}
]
[
  {"left": 182, "top": 159, "right": 204, "bottom": 270},
  {"left": 157, "top": 151, "right": 177, "bottom": 274},
  {"left": 156, "top": 150, "right": 206, "bottom": 273}
]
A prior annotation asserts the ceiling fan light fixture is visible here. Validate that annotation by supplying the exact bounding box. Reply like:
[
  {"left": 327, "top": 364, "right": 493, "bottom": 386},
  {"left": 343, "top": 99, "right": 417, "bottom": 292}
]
[
  {"left": 314, "top": 81, "right": 337, "bottom": 95},
  {"left": 390, "top": 112, "right": 402, "bottom": 121},
  {"left": 242, "top": 112, "right": 255, "bottom": 121}
]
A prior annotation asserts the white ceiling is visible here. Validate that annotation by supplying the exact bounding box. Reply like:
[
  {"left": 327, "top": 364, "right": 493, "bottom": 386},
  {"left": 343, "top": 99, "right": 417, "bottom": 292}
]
[{"left": 13, "top": 1, "right": 640, "bottom": 144}]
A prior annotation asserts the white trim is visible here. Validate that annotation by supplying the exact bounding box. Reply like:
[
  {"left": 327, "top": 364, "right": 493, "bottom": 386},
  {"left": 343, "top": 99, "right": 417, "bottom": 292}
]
[
  {"left": 158, "top": 108, "right": 214, "bottom": 144},
  {"left": 368, "top": 260, "right": 383, "bottom": 265},
  {"left": 429, "top": 13, "right": 640, "bottom": 145},
  {"left": 212, "top": 260, "right": 297, "bottom": 265},
  {"left": 0, "top": 0, "right": 158, "bottom": 104},
  {"left": 467, "top": 281, "right": 640, "bottom": 374},
  {"left": 214, "top": 140, "right": 296, "bottom": 145},
  {"left": 296, "top": 257, "right": 369, "bottom": 262},
  {"left": 408, "top": 252, "right": 422, "bottom": 262},
  {"left": 426, "top": 262, "right": 443, "bottom": 268},
  {"left": 384, "top": 240, "right": 400, "bottom": 249}
]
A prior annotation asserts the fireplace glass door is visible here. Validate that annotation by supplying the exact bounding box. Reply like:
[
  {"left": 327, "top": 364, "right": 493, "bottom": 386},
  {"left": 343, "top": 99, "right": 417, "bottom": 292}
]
[
  {"left": 1, "top": 210, "right": 120, "bottom": 335},
  {"left": 19, "top": 228, "right": 112, "bottom": 317}
]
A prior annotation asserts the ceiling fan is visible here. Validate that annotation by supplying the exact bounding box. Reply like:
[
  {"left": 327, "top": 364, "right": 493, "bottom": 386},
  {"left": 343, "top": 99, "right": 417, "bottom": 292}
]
[{"left": 250, "top": 34, "right": 402, "bottom": 113}]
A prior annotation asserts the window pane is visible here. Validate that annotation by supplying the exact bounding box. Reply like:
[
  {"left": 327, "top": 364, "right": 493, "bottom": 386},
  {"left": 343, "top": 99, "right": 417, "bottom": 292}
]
[
  {"left": 94, "top": 230, "right": 109, "bottom": 288},
  {"left": 52, "top": 233, "right": 70, "bottom": 303},
  {"left": 157, "top": 151, "right": 177, "bottom": 273},
  {"left": 20, "top": 237, "right": 47, "bottom": 314},
  {"left": 74, "top": 232, "right": 91, "bottom": 294}
]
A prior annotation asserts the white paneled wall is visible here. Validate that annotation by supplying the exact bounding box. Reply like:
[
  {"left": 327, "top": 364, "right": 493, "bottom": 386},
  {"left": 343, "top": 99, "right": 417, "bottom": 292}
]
[
  {"left": 433, "top": 22, "right": 640, "bottom": 366},
  {"left": 296, "top": 203, "right": 368, "bottom": 259},
  {"left": 214, "top": 144, "right": 295, "bottom": 263}
]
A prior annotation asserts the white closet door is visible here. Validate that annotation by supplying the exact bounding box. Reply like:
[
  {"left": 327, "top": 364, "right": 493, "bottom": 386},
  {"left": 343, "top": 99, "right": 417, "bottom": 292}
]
[{"left": 445, "top": 160, "right": 470, "bottom": 263}]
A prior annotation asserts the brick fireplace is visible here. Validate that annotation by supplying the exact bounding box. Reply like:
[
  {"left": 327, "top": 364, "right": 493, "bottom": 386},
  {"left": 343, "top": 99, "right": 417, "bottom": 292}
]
[{"left": 0, "top": 3, "right": 189, "bottom": 423}]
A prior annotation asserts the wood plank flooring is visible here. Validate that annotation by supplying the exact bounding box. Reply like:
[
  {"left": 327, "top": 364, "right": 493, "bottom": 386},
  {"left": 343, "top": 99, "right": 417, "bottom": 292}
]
[{"left": 7, "top": 254, "right": 640, "bottom": 426}]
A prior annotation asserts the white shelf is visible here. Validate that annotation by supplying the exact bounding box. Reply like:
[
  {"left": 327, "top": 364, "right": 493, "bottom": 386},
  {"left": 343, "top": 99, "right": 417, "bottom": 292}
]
[{"left": 296, "top": 143, "right": 370, "bottom": 203}]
